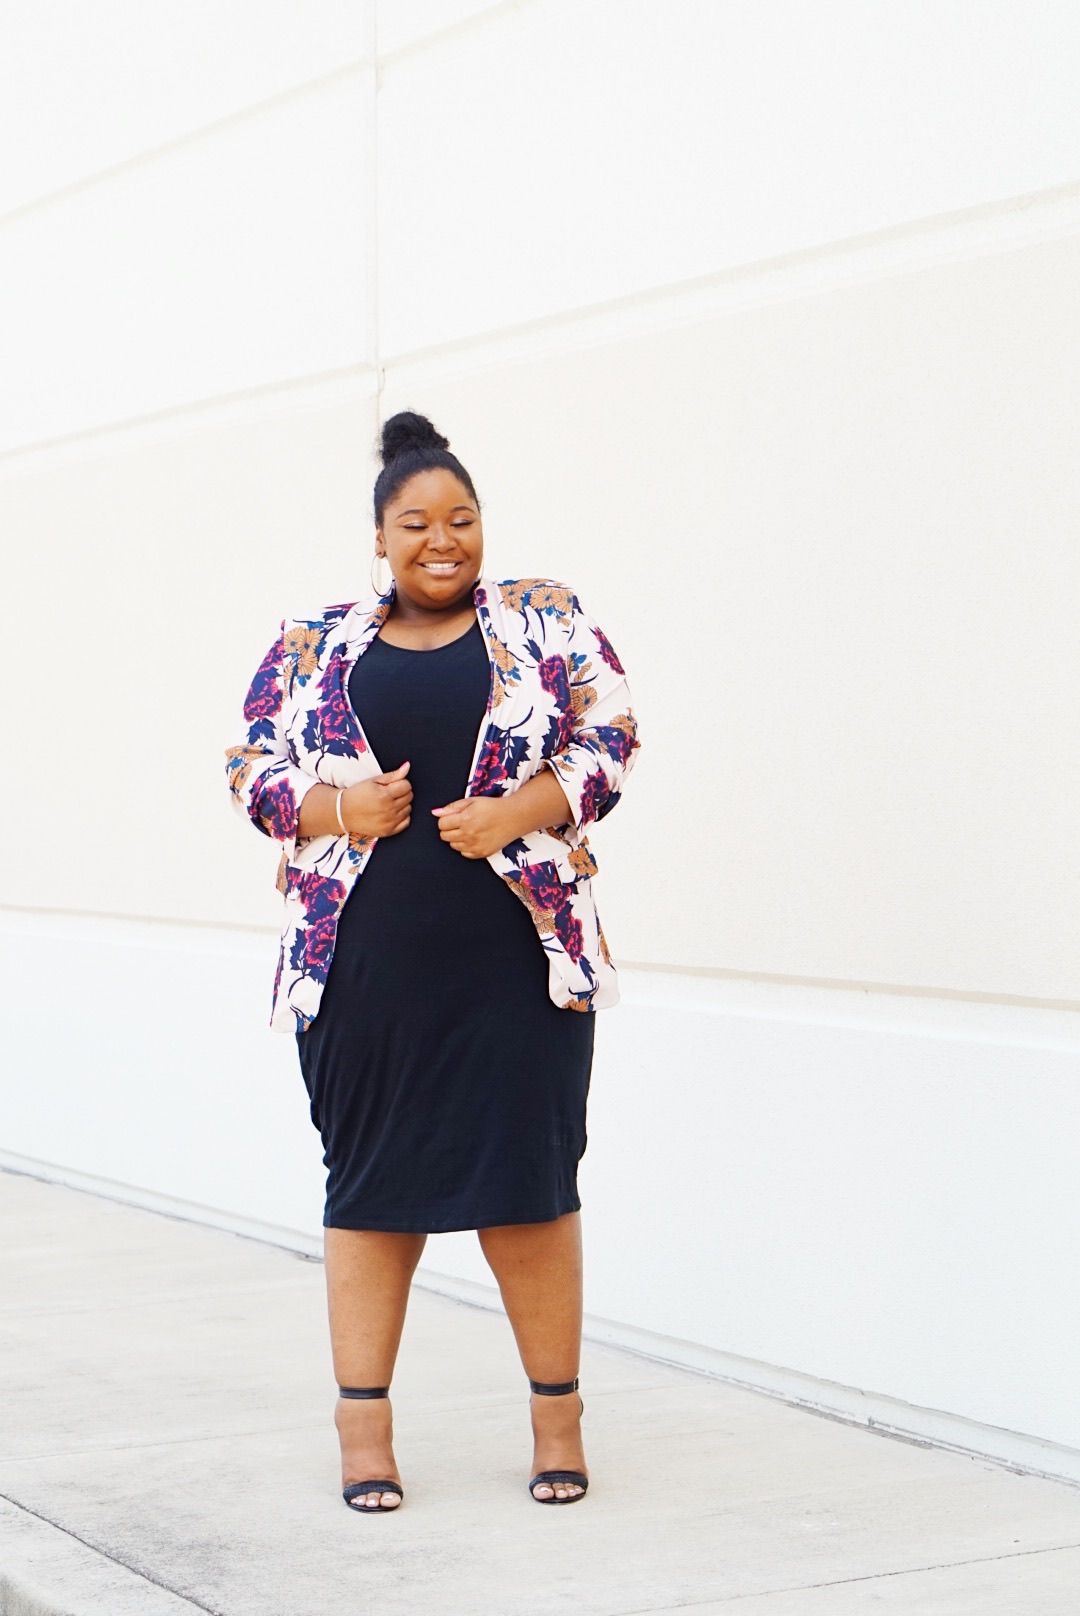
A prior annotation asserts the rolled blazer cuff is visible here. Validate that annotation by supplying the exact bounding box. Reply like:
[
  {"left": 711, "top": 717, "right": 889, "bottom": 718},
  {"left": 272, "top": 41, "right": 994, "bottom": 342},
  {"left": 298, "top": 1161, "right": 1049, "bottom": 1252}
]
[
  {"left": 539, "top": 592, "right": 640, "bottom": 831},
  {"left": 540, "top": 710, "right": 638, "bottom": 830},
  {"left": 230, "top": 758, "right": 321, "bottom": 843},
  {"left": 225, "top": 616, "right": 323, "bottom": 845}
]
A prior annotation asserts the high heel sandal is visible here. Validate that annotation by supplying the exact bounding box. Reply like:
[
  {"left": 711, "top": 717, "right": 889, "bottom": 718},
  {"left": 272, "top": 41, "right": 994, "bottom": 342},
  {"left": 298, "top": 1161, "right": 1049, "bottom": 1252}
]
[
  {"left": 337, "top": 1385, "right": 404, "bottom": 1512},
  {"left": 527, "top": 1376, "right": 589, "bottom": 1504}
]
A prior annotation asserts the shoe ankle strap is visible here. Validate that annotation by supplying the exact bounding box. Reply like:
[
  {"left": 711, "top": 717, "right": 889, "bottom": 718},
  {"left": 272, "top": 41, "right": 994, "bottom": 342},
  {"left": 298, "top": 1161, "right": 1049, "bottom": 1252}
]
[
  {"left": 529, "top": 1376, "right": 579, "bottom": 1395},
  {"left": 338, "top": 1384, "right": 390, "bottom": 1398}
]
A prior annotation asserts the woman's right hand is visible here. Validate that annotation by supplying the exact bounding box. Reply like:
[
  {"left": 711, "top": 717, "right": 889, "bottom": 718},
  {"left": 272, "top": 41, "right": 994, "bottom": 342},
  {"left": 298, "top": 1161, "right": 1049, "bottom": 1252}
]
[{"left": 341, "top": 761, "right": 413, "bottom": 838}]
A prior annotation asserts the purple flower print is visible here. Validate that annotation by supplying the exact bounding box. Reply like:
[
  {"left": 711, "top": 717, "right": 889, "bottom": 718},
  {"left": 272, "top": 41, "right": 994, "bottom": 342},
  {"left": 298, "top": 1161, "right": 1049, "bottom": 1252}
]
[
  {"left": 579, "top": 768, "right": 610, "bottom": 825},
  {"left": 521, "top": 860, "right": 566, "bottom": 911},
  {"left": 282, "top": 872, "right": 347, "bottom": 987},
  {"left": 553, "top": 903, "right": 585, "bottom": 962},
  {"left": 282, "top": 872, "right": 345, "bottom": 924},
  {"left": 591, "top": 723, "right": 637, "bottom": 765},
  {"left": 244, "top": 636, "right": 284, "bottom": 728},
  {"left": 292, "top": 869, "right": 347, "bottom": 922},
  {"left": 592, "top": 625, "right": 625, "bottom": 675},
  {"left": 302, "top": 914, "right": 338, "bottom": 980},
  {"left": 297, "top": 647, "right": 366, "bottom": 761},
  {"left": 256, "top": 776, "right": 299, "bottom": 839},
  {"left": 319, "top": 647, "right": 365, "bottom": 748},
  {"left": 472, "top": 733, "right": 509, "bottom": 794},
  {"left": 537, "top": 653, "right": 571, "bottom": 709}
]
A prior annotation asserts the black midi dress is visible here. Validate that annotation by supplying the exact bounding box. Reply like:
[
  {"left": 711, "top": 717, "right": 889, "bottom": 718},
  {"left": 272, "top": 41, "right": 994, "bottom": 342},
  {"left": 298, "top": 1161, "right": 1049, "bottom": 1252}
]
[{"left": 294, "top": 616, "right": 596, "bottom": 1233}]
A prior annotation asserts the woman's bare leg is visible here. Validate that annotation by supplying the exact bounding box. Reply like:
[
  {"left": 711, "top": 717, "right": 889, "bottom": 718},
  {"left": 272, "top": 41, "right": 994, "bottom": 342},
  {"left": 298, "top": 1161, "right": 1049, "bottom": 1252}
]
[
  {"left": 477, "top": 1211, "right": 588, "bottom": 1499},
  {"left": 324, "top": 1226, "right": 427, "bottom": 1509}
]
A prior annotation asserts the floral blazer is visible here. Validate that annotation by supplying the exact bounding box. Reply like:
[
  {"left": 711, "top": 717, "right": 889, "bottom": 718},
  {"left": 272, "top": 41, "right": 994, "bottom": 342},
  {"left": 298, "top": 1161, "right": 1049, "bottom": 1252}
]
[{"left": 225, "top": 575, "right": 641, "bottom": 1034}]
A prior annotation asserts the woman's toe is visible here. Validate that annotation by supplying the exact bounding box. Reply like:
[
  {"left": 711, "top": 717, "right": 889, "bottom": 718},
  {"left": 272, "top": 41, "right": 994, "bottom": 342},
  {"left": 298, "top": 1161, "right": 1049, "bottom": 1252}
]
[
  {"left": 532, "top": 1482, "right": 554, "bottom": 1498},
  {"left": 350, "top": 1489, "right": 399, "bottom": 1508}
]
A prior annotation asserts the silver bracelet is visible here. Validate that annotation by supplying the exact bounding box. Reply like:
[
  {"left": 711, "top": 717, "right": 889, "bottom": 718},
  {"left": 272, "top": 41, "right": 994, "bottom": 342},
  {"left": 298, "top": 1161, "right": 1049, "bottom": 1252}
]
[{"left": 334, "top": 787, "right": 347, "bottom": 835}]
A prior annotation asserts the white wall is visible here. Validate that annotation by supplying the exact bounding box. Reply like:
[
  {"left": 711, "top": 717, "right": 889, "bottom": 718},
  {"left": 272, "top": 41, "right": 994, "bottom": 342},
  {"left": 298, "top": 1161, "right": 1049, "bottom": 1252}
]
[{"left": 3, "top": 0, "right": 1079, "bottom": 1485}]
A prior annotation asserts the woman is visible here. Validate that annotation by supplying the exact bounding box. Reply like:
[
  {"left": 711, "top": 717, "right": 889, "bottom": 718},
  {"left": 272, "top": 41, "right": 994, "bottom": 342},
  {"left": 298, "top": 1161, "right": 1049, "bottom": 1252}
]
[{"left": 225, "top": 410, "right": 640, "bottom": 1512}]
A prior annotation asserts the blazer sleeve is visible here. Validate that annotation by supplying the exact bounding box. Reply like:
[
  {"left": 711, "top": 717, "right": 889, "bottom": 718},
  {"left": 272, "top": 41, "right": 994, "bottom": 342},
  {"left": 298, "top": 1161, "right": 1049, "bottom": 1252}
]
[
  {"left": 540, "top": 592, "right": 641, "bottom": 831},
  {"left": 224, "top": 616, "right": 321, "bottom": 843}
]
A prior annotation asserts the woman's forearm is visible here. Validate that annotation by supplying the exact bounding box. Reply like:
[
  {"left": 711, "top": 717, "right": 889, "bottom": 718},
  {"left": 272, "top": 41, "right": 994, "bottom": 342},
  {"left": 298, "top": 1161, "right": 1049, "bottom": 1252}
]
[
  {"left": 499, "top": 766, "right": 575, "bottom": 842},
  {"left": 297, "top": 783, "right": 349, "bottom": 840}
]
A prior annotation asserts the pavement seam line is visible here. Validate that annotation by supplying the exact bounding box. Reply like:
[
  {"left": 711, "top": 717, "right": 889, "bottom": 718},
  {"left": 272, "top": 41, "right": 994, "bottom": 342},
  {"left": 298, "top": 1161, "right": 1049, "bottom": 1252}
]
[
  {"left": 0, "top": 1490, "right": 226, "bottom": 1615},
  {"left": 614, "top": 1537, "right": 1080, "bottom": 1612}
]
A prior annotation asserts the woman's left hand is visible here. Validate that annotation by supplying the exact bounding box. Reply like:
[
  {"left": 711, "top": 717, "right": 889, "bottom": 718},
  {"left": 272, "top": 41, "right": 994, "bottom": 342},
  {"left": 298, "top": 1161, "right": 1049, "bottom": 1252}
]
[{"left": 431, "top": 795, "right": 514, "bottom": 859}]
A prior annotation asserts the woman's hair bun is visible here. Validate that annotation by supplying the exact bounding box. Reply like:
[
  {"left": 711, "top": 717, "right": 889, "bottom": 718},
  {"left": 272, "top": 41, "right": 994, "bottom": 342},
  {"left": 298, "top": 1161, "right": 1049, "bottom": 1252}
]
[
  {"left": 379, "top": 410, "right": 450, "bottom": 466},
  {"left": 372, "top": 407, "right": 480, "bottom": 527}
]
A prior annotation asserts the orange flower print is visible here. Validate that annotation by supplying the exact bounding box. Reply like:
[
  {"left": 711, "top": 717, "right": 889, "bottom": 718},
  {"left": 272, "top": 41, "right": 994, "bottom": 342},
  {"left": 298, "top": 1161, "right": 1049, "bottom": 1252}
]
[
  {"left": 528, "top": 583, "right": 574, "bottom": 616},
  {"left": 568, "top": 843, "right": 598, "bottom": 880},
  {"left": 225, "top": 744, "right": 268, "bottom": 798},
  {"left": 491, "top": 636, "right": 520, "bottom": 709},
  {"left": 498, "top": 578, "right": 573, "bottom": 618},
  {"left": 569, "top": 679, "right": 598, "bottom": 722},
  {"left": 283, "top": 624, "right": 323, "bottom": 688}
]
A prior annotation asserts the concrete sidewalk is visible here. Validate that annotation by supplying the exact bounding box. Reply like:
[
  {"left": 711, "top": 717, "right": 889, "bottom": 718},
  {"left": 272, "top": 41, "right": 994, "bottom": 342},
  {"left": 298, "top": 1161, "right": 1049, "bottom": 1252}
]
[{"left": 2, "top": 1168, "right": 1078, "bottom": 1616}]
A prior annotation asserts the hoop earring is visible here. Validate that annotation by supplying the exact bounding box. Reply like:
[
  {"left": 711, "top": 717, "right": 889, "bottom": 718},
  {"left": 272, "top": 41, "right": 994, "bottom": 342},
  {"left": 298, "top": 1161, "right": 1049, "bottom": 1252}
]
[{"left": 370, "top": 552, "right": 391, "bottom": 595}]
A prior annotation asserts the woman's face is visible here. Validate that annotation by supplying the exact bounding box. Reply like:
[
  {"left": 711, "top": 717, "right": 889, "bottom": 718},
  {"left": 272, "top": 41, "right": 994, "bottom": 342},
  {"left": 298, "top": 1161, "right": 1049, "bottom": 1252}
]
[{"left": 376, "top": 468, "right": 483, "bottom": 612}]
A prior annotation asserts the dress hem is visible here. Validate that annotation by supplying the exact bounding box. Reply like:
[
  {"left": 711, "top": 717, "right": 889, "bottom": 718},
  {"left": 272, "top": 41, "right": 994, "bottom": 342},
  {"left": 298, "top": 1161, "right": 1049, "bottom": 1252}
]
[{"left": 322, "top": 1199, "right": 582, "bottom": 1234}]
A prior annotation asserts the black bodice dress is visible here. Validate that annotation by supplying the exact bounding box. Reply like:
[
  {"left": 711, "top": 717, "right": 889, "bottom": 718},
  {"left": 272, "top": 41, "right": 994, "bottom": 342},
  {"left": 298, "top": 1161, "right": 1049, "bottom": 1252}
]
[{"left": 294, "top": 616, "right": 595, "bottom": 1232}]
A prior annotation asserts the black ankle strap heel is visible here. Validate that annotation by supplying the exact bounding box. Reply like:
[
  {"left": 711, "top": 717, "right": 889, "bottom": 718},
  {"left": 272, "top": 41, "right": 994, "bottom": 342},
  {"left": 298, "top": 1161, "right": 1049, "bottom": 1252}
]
[
  {"left": 527, "top": 1375, "right": 588, "bottom": 1504},
  {"left": 337, "top": 1385, "right": 403, "bottom": 1512}
]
